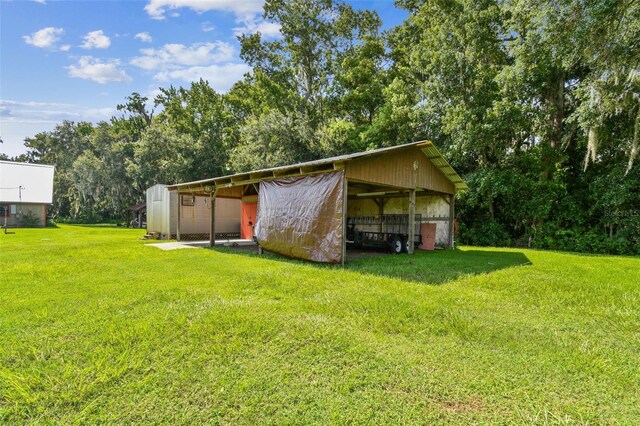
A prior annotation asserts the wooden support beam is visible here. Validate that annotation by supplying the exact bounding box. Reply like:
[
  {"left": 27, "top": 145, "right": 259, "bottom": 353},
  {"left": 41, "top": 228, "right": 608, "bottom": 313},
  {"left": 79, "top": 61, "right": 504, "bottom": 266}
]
[
  {"left": 348, "top": 184, "right": 397, "bottom": 195},
  {"left": 448, "top": 194, "right": 455, "bottom": 248},
  {"left": 342, "top": 174, "right": 348, "bottom": 266},
  {"left": 209, "top": 189, "right": 218, "bottom": 248},
  {"left": 250, "top": 171, "right": 271, "bottom": 180},
  {"left": 373, "top": 197, "right": 387, "bottom": 232},
  {"left": 343, "top": 177, "right": 408, "bottom": 190},
  {"left": 348, "top": 190, "right": 441, "bottom": 201},
  {"left": 176, "top": 192, "right": 181, "bottom": 241},
  {"left": 408, "top": 189, "right": 416, "bottom": 254},
  {"left": 217, "top": 168, "right": 347, "bottom": 191}
]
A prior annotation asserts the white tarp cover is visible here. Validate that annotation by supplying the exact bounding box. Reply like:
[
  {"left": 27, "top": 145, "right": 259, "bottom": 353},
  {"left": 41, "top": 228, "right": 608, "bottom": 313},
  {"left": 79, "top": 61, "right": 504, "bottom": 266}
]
[
  {"left": 0, "top": 161, "right": 55, "bottom": 204},
  {"left": 255, "top": 171, "right": 344, "bottom": 263}
]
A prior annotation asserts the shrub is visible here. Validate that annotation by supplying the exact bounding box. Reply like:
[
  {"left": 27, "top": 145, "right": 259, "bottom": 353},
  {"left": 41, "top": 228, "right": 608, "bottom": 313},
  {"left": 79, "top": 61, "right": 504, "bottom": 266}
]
[
  {"left": 19, "top": 211, "right": 41, "bottom": 228},
  {"left": 532, "top": 224, "right": 638, "bottom": 256},
  {"left": 459, "top": 220, "right": 512, "bottom": 247}
]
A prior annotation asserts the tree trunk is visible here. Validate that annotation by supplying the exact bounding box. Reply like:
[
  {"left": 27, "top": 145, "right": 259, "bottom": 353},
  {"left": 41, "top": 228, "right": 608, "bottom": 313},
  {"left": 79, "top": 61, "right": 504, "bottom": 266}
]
[
  {"left": 541, "top": 69, "right": 565, "bottom": 181},
  {"left": 550, "top": 71, "right": 564, "bottom": 150}
]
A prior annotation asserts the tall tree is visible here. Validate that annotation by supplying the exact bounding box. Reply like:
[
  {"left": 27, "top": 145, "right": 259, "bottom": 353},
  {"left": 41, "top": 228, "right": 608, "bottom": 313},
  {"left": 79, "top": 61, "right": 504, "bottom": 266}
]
[
  {"left": 111, "top": 92, "right": 154, "bottom": 141},
  {"left": 23, "top": 121, "right": 94, "bottom": 218},
  {"left": 155, "top": 80, "right": 232, "bottom": 179},
  {"left": 239, "top": 0, "right": 382, "bottom": 126},
  {"left": 127, "top": 124, "right": 197, "bottom": 190}
]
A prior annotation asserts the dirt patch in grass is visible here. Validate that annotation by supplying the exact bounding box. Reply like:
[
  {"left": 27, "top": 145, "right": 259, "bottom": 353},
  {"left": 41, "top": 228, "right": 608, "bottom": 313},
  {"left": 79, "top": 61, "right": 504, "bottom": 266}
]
[{"left": 439, "top": 396, "right": 484, "bottom": 413}]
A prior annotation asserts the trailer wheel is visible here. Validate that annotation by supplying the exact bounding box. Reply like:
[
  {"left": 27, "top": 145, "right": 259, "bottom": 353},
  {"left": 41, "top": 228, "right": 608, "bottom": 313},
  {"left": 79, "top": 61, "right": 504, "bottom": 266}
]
[
  {"left": 389, "top": 234, "right": 403, "bottom": 254},
  {"left": 401, "top": 235, "right": 409, "bottom": 253}
]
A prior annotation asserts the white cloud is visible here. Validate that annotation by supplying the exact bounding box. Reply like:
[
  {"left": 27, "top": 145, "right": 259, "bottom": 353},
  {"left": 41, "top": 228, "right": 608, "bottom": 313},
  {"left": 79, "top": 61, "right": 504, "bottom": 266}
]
[
  {"left": 0, "top": 100, "right": 76, "bottom": 108},
  {"left": 23, "top": 27, "right": 64, "bottom": 49},
  {"left": 130, "top": 40, "right": 248, "bottom": 92},
  {"left": 60, "top": 44, "right": 71, "bottom": 52},
  {"left": 154, "top": 63, "right": 250, "bottom": 92},
  {"left": 135, "top": 32, "right": 153, "bottom": 43},
  {"left": 0, "top": 107, "right": 114, "bottom": 123},
  {"left": 0, "top": 99, "right": 117, "bottom": 156},
  {"left": 67, "top": 57, "right": 132, "bottom": 84},
  {"left": 130, "top": 41, "right": 234, "bottom": 70},
  {"left": 233, "top": 17, "right": 281, "bottom": 38},
  {"left": 201, "top": 21, "right": 215, "bottom": 32},
  {"left": 33, "top": 0, "right": 47, "bottom": 4},
  {"left": 142, "top": 1, "right": 279, "bottom": 40},
  {"left": 144, "top": 0, "right": 264, "bottom": 20},
  {"left": 146, "top": 87, "right": 164, "bottom": 102},
  {"left": 81, "top": 30, "right": 111, "bottom": 49}
]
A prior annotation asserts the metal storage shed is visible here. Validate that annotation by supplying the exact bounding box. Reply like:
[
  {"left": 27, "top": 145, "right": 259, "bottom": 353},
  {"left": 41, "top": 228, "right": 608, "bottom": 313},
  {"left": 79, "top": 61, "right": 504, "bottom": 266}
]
[
  {"left": 146, "top": 184, "right": 241, "bottom": 240},
  {"left": 167, "top": 141, "right": 467, "bottom": 264}
]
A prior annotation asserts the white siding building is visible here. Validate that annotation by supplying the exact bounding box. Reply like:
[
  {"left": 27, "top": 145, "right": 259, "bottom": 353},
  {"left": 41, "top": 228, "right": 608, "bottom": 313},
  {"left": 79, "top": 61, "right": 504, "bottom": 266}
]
[{"left": 0, "top": 161, "right": 55, "bottom": 227}]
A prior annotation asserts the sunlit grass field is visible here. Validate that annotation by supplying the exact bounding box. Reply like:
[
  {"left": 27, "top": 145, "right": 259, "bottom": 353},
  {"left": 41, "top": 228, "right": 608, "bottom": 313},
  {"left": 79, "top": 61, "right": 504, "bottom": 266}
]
[{"left": 1, "top": 225, "right": 639, "bottom": 424}]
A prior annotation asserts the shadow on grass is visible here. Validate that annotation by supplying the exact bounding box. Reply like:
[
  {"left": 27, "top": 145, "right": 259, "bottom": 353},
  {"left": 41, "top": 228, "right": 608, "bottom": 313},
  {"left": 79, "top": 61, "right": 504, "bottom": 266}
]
[
  {"left": 346, "top": 249, "right": 532, "bottom": 285},
  {"left": 210, "top": 245, "right": 532, "bottom": 285},
  {"left": 2, "top": 223, "right": 59, "bottom": 232}
]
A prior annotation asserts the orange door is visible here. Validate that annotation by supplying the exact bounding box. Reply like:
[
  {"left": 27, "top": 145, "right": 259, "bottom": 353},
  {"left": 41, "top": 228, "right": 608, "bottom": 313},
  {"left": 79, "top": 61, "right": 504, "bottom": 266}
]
[
  {"left": 241, "top": 202, "right": 258, "bottom": 239},
  {"left": 418, "top": 223, "right": 436, "bottom": 250}
]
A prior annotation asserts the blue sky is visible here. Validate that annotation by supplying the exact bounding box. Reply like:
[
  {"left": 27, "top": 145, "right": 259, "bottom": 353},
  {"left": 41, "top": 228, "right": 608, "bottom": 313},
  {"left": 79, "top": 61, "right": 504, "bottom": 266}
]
[{"left": 0, "top": 0, "right": 406, "bottom": 157}]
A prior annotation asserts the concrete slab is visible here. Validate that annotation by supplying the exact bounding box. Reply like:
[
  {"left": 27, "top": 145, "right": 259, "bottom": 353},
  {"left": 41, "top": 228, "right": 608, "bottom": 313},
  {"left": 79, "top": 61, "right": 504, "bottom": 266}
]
[
  {"left": 145, "top": 242, "right": 199, "bottom": 251},
  {"left": 145, "top": 239, "right": 257, "bottom": 251}
]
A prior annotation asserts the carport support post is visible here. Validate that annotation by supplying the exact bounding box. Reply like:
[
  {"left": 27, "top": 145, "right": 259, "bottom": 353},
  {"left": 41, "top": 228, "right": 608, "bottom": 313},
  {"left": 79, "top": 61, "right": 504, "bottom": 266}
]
[
  {"left": 176, "top": 192, "right": 181, "bottom": 242},
  {"left": 342, "top": 175, "right": 348, "bottom": 266},
  {"left": 448, "top": 194, "right": 455, "bottom": 248},
  {"left": 209, "top": 189, "right": 217, "bottom": 248},
  {"left": 408, "top": 189, "right": 416, "bottom": 254}
]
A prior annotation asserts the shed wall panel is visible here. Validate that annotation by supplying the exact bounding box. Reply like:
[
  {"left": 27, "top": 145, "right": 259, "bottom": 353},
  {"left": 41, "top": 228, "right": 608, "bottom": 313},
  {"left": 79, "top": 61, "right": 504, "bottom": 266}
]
[
  {"left": 170, "top": 194, "right": 240, "bottom": 235},
  {"left": 345, "top": 147, "right": 455, "bottom": 193},
  {"left": 217, "top": 186, "right": 243, "bottom": 199},
  {"left": 146, "top": 184, "right": 170, "bottom": 237},
  {"left": 146, "top": 185, "right": 240, "bottom": 238},
  {"left": 347, "top": 195, "right": 451, "bottom": 246}
]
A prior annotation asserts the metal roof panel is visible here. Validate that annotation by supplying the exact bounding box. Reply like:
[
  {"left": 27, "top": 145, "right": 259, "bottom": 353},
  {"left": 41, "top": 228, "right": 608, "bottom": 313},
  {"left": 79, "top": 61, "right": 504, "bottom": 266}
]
[{"left": 168, "top": 140, "right": 468, "bottom": 192}]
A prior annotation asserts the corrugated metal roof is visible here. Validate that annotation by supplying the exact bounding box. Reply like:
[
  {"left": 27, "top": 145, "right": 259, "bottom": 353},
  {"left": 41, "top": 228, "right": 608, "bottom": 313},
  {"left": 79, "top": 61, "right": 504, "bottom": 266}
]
[
  {"left": 0, "top": 161, "right": 55, "bottom": 204},
  {"left": 168, "top": 140, "right": 467, "bottom": 193},
  {"left": 419, "top": 144, "right": 468, "bottom": 191}
]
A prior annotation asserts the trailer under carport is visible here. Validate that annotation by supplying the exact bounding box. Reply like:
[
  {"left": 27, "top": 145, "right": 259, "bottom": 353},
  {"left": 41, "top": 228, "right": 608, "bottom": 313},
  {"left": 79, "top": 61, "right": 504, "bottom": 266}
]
[{"left": 167, "top": 141, "right": 467, "bottom": 264}]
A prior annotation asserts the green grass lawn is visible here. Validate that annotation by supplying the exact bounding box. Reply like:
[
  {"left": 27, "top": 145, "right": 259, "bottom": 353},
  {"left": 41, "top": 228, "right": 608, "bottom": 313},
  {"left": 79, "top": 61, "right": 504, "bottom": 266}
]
[{"left": 1, "top": 225, "right": 639, "bottom": 424}]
